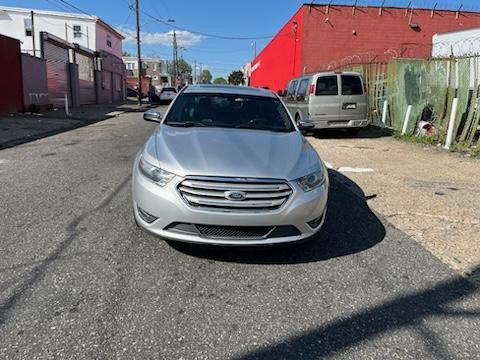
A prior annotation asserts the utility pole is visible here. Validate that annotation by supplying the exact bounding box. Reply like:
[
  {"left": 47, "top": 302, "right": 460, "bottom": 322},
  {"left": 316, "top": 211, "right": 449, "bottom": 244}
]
[
  {"left": 31, "top": 11, "right": 36, "bottom": 57},
  {"left": 135, "top": 0, "right": 142, "bottom": 105},
  {"left": 172, "top": 30, "right": 178, "bottom": 88},
  {"left": 252, "top": 41, "right": 256, "bottom": 60},
  {"left": 194, "top": 60, "right": 197, "bottom": 84},
  {"left": 199, "top": 63, "right": 203, "bottom": 84}
]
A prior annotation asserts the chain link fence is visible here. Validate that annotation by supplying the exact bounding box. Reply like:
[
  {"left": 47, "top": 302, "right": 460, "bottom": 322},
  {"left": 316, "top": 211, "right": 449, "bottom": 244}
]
[{"left": 341, "top": 55, "right": 480, "bottom": 151}]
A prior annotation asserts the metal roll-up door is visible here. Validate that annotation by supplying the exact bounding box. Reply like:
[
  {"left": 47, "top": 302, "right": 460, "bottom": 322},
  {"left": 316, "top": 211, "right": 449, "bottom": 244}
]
[
  {"left": 113, "top": 73, "right": 122, "bottom": 102},
  {"left": 43, "top": 41, "right": 69, "bottom": 108},
  {"left": 102, "top": 70, "right": 112, "bottom": 103},
  {"left": 76, "top": 52, "right": 96, "bottom": 105}
]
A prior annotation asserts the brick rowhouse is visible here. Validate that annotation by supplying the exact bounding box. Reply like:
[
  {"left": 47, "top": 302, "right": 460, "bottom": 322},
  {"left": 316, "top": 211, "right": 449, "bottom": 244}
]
[{"left": 250, "top": 4, "right": 480, "bottom": 92}]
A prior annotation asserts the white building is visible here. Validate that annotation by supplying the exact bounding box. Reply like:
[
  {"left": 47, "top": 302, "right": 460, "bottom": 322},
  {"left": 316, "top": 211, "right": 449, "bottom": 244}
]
[
  {"left": 0, "top": 6, "right": 124, "bottom": 58},
  {"left": 433, "top": 28, "right": 480, "bottom": 58}
]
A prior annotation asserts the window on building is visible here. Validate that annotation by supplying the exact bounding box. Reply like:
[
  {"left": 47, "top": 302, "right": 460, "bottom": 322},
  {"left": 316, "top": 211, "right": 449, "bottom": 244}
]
[
  {"left": 24, "top": 18, "right": 32, "bottom": 36},
  {"left": 73, "top": 25, "right": 82, "bottom": 38},
  {"left": 152, "top": 63, "right": 157, "bottom": 71},
  {"left": 315, "top": 76, "right": 338, "bottom": 96},
  {"left": 341, "top": 75, "right": 364, "bottom": 95},
  {"left": 106, "top": 34, "right": 112, "bottom": 47}
]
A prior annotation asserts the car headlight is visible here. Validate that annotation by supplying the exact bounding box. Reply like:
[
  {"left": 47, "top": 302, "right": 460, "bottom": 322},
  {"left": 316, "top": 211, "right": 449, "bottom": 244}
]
[
  {"left": 139, "top": 155, "right": 175, "bottom": 187},
  {"left": 296, "top": 168, "right": 326, "bottom": 192}
]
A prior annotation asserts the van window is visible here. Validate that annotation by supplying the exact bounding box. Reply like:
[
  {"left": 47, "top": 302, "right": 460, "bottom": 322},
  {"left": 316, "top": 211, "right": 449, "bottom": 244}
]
[
  {"left": 296, "top": 79, "right": 309, "bottom": 102},
  {"left": 315, "top": 76, "right": 338, "bottom": 96},
  {"left": 341, "top": 75, "right": 363, "bottom": 95},
  {"left": 287, "top": 80, "right": 298, "bottom": 100}
]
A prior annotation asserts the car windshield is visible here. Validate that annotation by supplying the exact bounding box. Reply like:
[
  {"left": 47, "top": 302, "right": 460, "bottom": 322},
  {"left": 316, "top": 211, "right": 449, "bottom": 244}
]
[{"left": 164, "top": 93, "right": 295, "bottom": 132}]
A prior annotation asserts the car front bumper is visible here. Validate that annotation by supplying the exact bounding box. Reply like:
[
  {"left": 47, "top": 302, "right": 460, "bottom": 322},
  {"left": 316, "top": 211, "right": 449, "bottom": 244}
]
[
  {"left": 132, "top": 157, "right": 329, "bottom": 246},
  {"left": 311, "top": 118, "right": 369, "bottom": 129}
]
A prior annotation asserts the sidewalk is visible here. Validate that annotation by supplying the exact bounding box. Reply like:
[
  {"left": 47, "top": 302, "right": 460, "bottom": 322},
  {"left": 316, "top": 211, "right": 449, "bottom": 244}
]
[
  {"left": 0, "top": 101, "right": 153, "bottom": 150},
  {"left": 308, "top": 131, "right": 480, "bottom": 280}
]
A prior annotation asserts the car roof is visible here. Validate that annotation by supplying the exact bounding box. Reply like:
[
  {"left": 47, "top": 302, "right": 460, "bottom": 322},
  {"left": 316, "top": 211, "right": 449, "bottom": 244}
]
[
  {"left": 288, "top": 71, "right": 362, "bottom": 82},
  {"left": 182, "top": 84, "right": 276, "bottom": 98}
]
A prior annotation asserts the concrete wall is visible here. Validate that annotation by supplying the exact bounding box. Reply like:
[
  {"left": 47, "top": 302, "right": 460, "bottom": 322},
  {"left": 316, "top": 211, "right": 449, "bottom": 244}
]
[
  {"left": 0, "top": 35, "right": 23, "bottom": 115},
  {"left": 21, "top": 53, "right": 48, "bottom": 109},
  {"left": 433, "top": 28, "right": 480, "bottom": 57}
]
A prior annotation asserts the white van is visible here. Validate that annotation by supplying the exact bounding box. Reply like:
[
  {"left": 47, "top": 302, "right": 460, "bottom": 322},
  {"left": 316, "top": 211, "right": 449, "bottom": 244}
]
[{"left": 283, "top": 71, "right": 368, "bottom": 131}]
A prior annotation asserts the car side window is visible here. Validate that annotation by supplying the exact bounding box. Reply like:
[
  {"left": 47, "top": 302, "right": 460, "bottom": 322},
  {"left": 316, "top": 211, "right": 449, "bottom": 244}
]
[
  {"left": 296, "top": 79, "right": 309, "bottom": 102},
  {"left": 341, "top": 75, "right": 364, "bottom": 95},
  {"left": 315, "top": 76, "right": 338, "bottom": 96},
  {"left": 287, "top": 80, "right": 298, "bottom": 100}
]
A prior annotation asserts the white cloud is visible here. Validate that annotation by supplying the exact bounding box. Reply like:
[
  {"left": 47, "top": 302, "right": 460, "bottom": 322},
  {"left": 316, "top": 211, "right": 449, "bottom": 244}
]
[{"left": 119, "top": 28, "right": 203, "bottom": 47}]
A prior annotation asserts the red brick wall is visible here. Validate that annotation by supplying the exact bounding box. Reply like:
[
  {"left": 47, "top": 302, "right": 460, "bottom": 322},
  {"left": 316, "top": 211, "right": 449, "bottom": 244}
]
[
  {"left": 302, "top": 5, "right": 480, "bottom": 73},
  {"left": 250, "top": 7, "right": 304, "bottom": 92},
  {"left": 251, "top": 5, "right": 480, "bottom": 92},
  {"left": 0, "top": 35, "right": 23, "bottom": 115}
]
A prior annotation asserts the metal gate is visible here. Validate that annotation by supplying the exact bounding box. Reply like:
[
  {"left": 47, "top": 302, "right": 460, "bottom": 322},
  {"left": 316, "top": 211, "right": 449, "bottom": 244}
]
[
  {"left": 42, "top": 36, "right": 70, "bottom": 108},
  {"left": 76, "top": 51, "right": 96, "bottom": 105}
]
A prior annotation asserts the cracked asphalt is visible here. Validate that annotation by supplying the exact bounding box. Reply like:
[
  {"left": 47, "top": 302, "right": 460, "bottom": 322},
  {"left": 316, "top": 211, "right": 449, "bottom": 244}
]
[{"left": 1, "top": 109, "right": 479, "bottom": 359}]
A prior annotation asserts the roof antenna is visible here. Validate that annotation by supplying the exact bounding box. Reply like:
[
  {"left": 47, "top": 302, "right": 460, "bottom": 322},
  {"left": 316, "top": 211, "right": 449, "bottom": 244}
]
[
  {"left": 353, "top": 0, "right": 358, "bottom": 15},
  {"left": 456, "top": 4, "right": 463, "bottom": 19},
  {"left": 379, "top": 0, "right": 386, "bottom": 16},
  {"left": 405, "top": 1, "right": 412, "bottom": 16},
  {"left": 326, "top": 0, "right": 333, "bottom": 14},
  {"left": 431, "top": 2, "right": 438, "bottom": 18}
]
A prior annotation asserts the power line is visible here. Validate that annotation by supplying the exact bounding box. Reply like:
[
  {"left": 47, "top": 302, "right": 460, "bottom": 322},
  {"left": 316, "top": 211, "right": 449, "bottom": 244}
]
[
  {"left": 56, "top": 0, "right": 92, "bottom": 16},
  {"left": 140, "top": 10, "right": 275, "bottom": 40}
]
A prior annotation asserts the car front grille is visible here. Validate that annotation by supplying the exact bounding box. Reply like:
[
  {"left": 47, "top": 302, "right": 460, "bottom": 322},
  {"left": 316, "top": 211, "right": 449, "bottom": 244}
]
[
  {"left": 195, "top": 225, "right": 273, "bottom": 239},
  {"left": 165, "top": 223, "right": 301, "bottom": 240},
  {"left": 177, "top": 177, "right": 293, "bottom": 211}
]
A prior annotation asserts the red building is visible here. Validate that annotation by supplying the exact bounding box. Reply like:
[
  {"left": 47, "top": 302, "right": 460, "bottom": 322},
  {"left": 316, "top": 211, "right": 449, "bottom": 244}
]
[{"left": 250, "top": 4, "right": 480, "bottom": 92}]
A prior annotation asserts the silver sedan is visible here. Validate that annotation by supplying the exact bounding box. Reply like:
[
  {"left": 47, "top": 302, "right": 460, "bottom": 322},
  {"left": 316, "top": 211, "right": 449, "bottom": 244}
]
[{"left": 132, "top": 84, "right": 329, "bottom": 246}]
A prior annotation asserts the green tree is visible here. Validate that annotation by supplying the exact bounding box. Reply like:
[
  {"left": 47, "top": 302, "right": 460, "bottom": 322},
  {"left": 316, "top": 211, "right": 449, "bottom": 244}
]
[
  {"left": 200, "top": 69, "right": 212, "bottom": 84},
  {"left": 122, "top": 50, "right": 132, "bottom": 56},
  {"left": 213, "top": 77, "right": 228, "bottom": 84},
  {"left": 177, "top": 59, "right": 192, "bottom": 75},
  {"left": 228, "top": 70, "right": 244, "bottom": 85}
]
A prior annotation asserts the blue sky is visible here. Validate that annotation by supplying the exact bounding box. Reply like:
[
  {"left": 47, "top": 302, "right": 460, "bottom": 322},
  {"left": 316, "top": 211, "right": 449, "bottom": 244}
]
[{"left": 2, "top": 0, "right": 480, "bottom": 78}]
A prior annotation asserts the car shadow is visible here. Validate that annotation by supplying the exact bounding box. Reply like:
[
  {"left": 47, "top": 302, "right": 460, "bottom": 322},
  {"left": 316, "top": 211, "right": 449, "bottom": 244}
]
[
  {"left": 167, "top": 170, "right": 386, "bottom": 264},
  {"left": 306, "top": 125, "right": 393, "bottom": 140}
]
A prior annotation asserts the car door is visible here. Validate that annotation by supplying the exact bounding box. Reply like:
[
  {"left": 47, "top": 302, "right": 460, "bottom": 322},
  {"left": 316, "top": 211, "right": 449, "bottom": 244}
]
[
  {"left": 285, "top": 79, "right": 299, "bottom": 118},
  {"left": 293, "top": 78, "right": 311, "bottom": 121},
  {"left": 309, "top": 75, "right": 341, "bottom": 123},
  {"left": 338, "top": 74, "right": 368, "bottom": 122}
]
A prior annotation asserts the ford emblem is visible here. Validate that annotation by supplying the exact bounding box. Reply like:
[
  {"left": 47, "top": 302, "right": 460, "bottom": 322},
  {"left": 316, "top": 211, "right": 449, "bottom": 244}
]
[{"left": 225, "top": 191, "right": 247, "bottom": 201}]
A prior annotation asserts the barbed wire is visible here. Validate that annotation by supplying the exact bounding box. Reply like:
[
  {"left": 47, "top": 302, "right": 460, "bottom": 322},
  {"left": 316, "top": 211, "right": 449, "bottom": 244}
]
[{"left": 314, "top": 36, "right": 480, "bottom": 71}]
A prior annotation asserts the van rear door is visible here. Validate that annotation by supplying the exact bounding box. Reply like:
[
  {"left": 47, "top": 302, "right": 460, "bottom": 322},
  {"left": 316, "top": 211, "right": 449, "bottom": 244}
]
[
  {"left": 338, "top": 74, "right": 368, "bottom": 122},
  {"left": 309, "top": 75, "right": 340, "bottom": 122}
]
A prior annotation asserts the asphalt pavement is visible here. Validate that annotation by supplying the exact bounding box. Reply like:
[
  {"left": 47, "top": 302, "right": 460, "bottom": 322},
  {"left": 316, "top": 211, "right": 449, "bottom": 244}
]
[{"left": 0, "top": 109, "right": 479, "bottom": 359}]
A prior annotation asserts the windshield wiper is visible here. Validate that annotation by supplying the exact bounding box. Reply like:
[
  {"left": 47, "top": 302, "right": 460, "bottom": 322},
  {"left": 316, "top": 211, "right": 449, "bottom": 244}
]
[
  {"left": 234, "top": 124, "right": 291, "bottom": 132},
  {"left": 166, "top": 122, "right": 206, "bottom": 127}
]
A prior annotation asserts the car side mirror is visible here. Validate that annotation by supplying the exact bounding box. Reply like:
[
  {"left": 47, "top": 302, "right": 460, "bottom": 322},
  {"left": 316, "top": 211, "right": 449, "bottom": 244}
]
[
  {"left": 298, "top": 119, "right": 315, "bottom": 133},
  {"left": 143, "top": 109, "right": 162, "bottom": 123}
]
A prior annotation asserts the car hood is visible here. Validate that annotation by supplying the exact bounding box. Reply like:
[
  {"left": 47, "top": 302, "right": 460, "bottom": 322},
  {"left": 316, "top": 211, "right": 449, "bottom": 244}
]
[{"left": 143, "top": 125, "right": 322, "bottom": 181}]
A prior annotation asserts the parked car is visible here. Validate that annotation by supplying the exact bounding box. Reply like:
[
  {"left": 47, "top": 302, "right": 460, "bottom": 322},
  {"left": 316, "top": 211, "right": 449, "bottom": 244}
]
[
  {"left": 127, "top": 88, "right": 138, "bottom": 97},
  {"left": 132, "top": 84, "right": 329, "bottom": 246},
  {"left": 283, "top": 71, "right": 368, "bottom": 132},
  {"left": 158, "top": 87, "right": 177, "bottom": 103}
]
